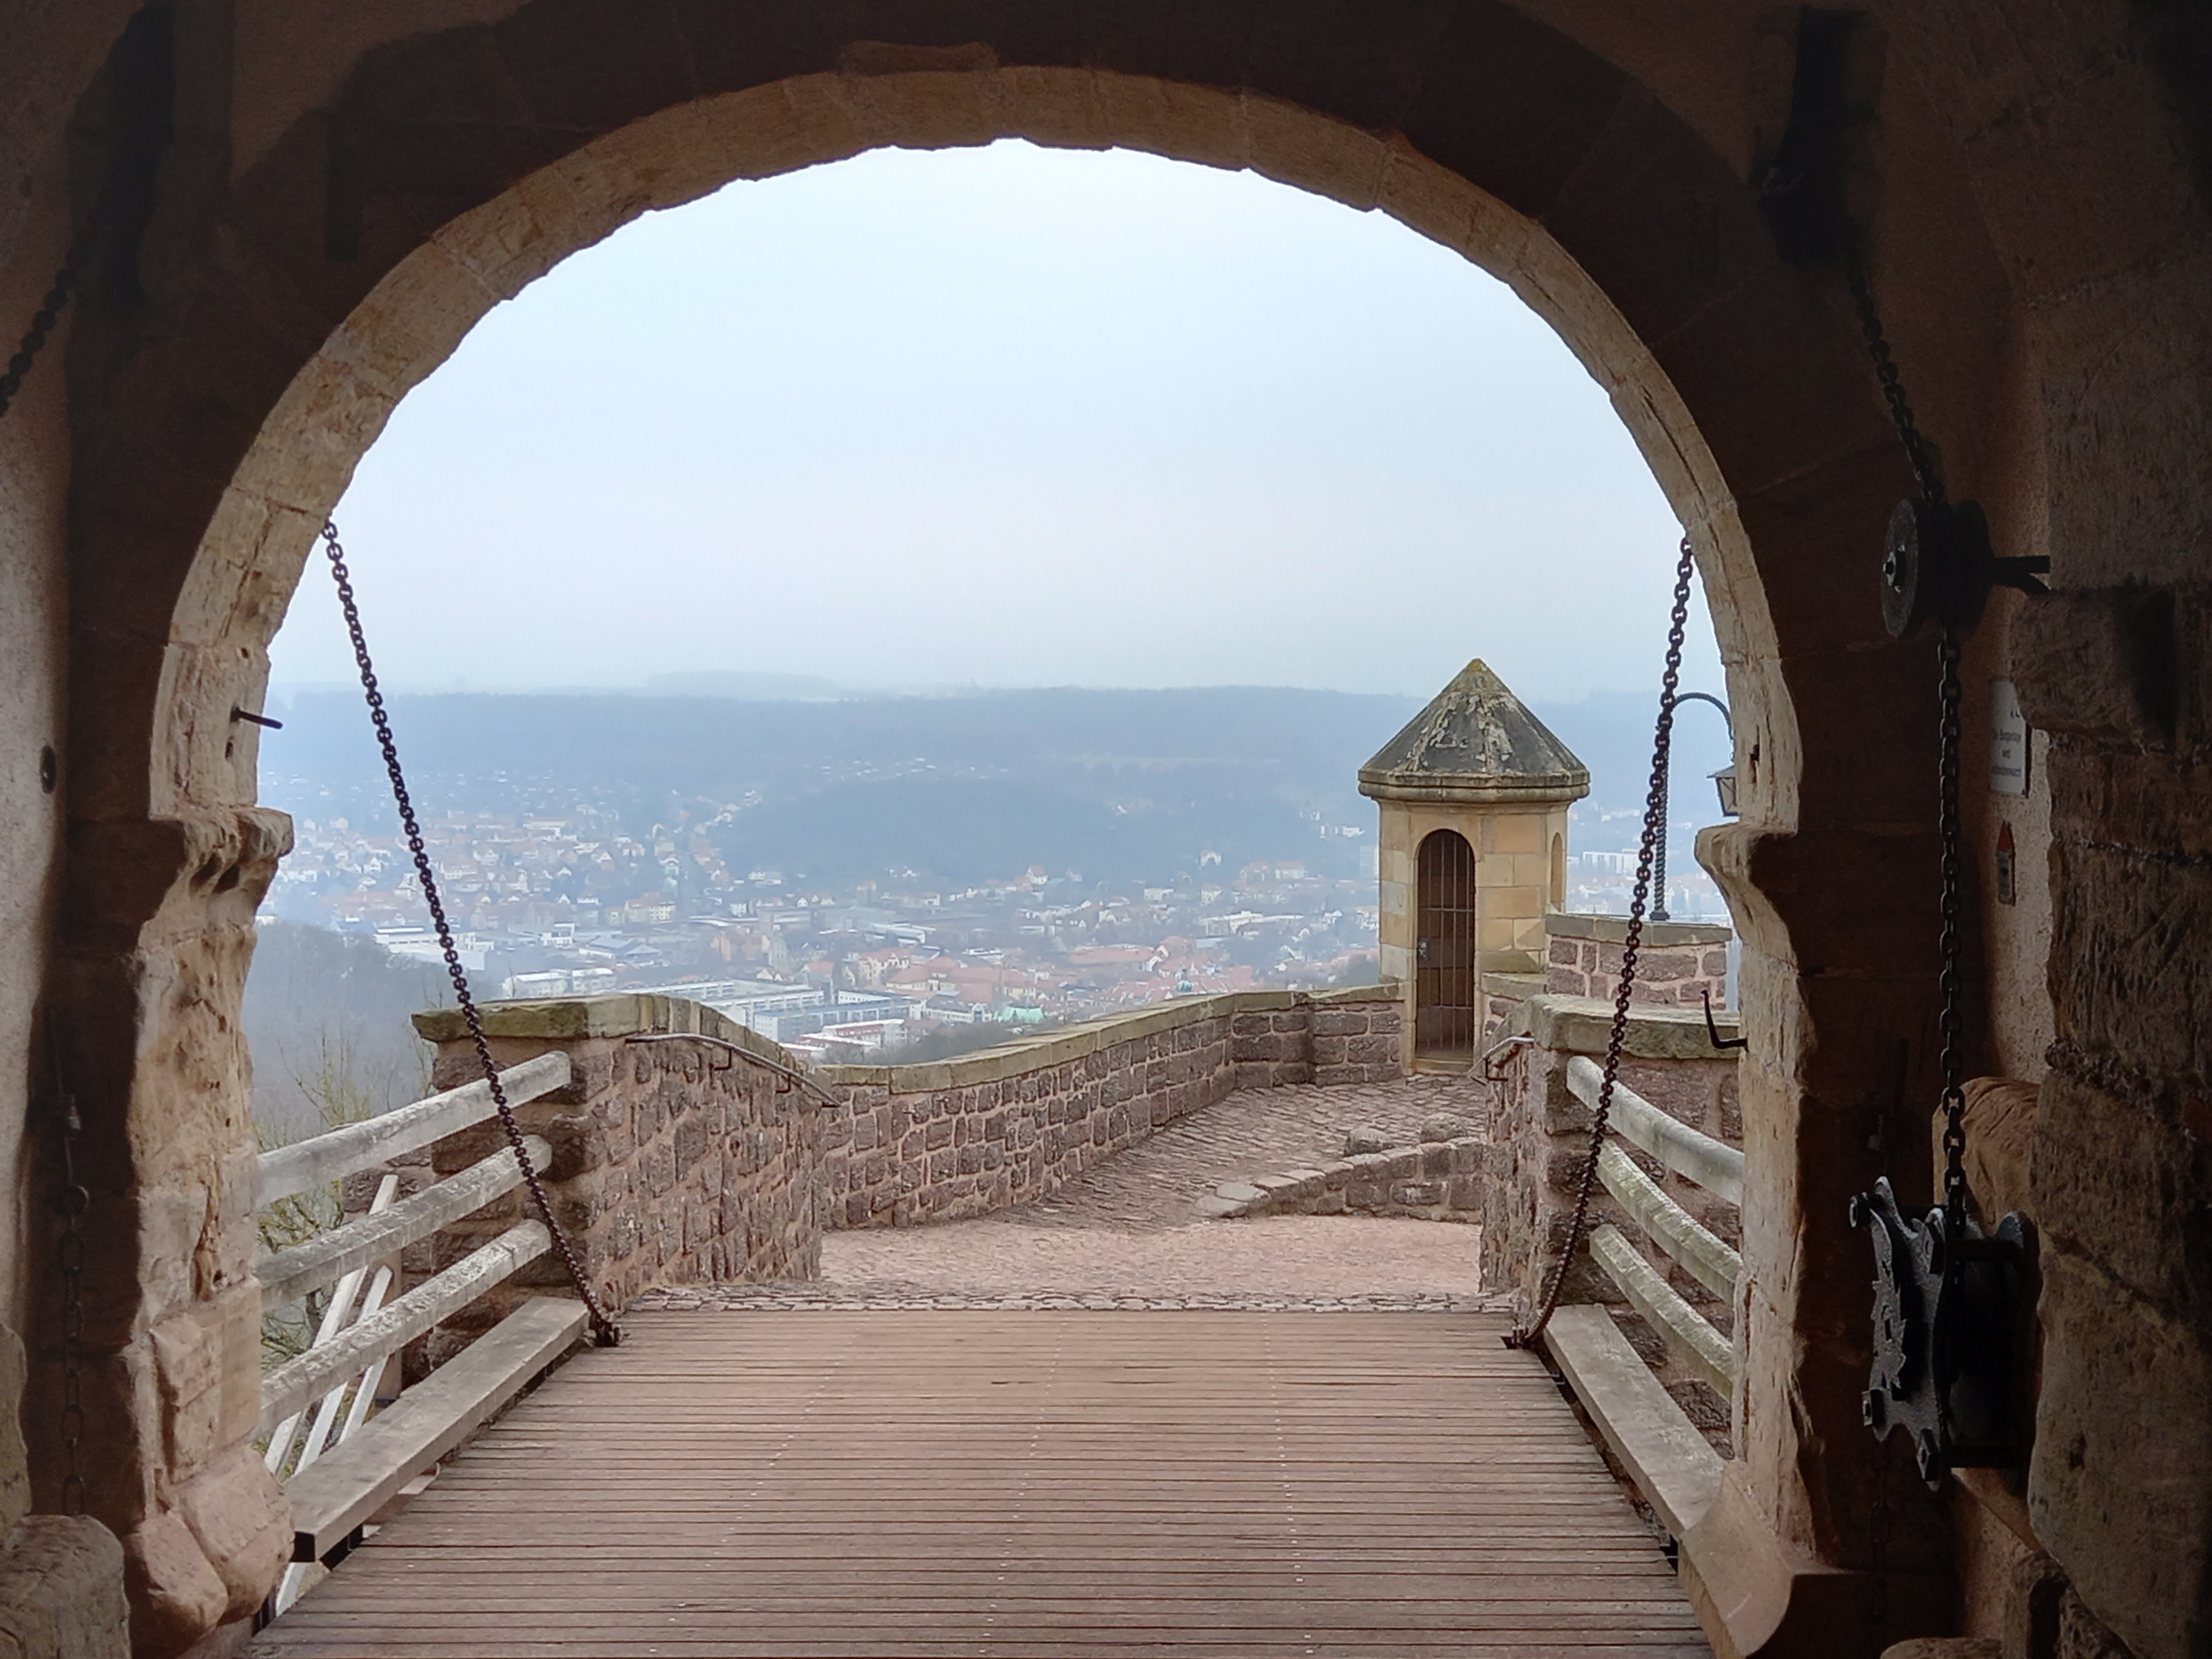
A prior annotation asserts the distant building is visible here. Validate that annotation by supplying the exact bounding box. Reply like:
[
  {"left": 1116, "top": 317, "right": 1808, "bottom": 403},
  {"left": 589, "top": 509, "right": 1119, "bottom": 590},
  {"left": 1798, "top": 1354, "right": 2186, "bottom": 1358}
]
[
  {"left": 1359, "top": 659, "right": 1588, "bottom": 1074},
  {"left": 502, "top": 967, "right": 618, "bottom": 998},
  {"left": 727, "top": 990, "right": 915, "bottom": 1044},
  {"left": 376, "top": 926, "right": 490, "bottom": 973}
]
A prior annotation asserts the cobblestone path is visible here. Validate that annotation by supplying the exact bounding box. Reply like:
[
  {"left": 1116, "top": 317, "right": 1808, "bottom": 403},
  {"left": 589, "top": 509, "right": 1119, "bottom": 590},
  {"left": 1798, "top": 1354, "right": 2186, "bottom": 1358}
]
[
  {"left": 638, "top": 1078, "right": 1503, "bottom": 1313},
  {"left": 997, "top": 1073, "right": 1489, "bottom": 1232}
]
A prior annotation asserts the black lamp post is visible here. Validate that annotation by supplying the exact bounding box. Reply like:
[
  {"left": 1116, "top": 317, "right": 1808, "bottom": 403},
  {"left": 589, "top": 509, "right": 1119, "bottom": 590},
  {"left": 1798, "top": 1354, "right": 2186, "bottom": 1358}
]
[{"left": 1650, "top": 692, "right": 1733, "bottom": 922}]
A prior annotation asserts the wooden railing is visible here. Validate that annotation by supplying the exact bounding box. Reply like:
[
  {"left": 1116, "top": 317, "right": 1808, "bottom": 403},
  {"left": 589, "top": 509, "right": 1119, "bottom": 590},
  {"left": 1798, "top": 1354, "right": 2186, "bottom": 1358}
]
[
  {"left": 1540, "top": 1054, "right": 1744, "bottom": 1543},
  {"left": 1568, "top": 1053, "right": 1743, "bottom": 1395},
  {"left": 254, "top": 1053, "right": 587, "bottom": 1613}
]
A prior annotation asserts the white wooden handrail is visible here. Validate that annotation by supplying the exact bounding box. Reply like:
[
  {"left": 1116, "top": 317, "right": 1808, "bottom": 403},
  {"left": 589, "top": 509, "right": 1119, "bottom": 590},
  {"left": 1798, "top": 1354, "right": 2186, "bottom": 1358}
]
[
  {"left": 258, "top": 1220, "right": 551, "bottom": 1435},
  {"left": 1589, "top": 1224, "right": 1735, "bottom": 1394},
  {"left": 257, "top": 1138, "right": 549, "bottom": 1312},
  {"left": 1595, "top": 1144, "right": 1741, "bottom": 1300},
  {"left": 1566, "top": 1055, "right": 1742, "bottom": 1204},
  {"left": 263, "top": 1175, "right": 401, "bottom": 1479},
  {"left": 1540, "top": 1041, "right": 1745, "bottom": 1549},
  {"left": 255, "top": 1050, "right": 592, "bottom": 1619},
  {"left": 254, "top": 1052, "right": 570, "bottom": 1208},
  {"left": 1559, "top": 1059, "right": 1739, "bottom": 1373}
]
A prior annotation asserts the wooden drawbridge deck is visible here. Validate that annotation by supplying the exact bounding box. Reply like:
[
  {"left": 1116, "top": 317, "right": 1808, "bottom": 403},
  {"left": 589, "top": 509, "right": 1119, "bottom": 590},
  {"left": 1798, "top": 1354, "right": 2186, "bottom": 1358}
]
[{"left": 248, "top": 1311, "right": 1712, "bottom": 1658}]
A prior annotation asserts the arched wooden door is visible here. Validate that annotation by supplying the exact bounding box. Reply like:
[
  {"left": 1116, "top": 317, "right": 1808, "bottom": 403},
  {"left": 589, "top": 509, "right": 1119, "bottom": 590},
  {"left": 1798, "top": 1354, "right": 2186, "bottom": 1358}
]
[{"left": 1415, "top": 830, "right": 1477, "bottom": 1061}]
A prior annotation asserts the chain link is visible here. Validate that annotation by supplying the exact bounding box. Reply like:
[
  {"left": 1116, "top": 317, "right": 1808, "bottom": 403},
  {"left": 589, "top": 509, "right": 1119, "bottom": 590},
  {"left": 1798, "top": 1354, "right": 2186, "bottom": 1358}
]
[
  {"left": 1510, "top": 536, "right": 1697, "bottom": 1350},
  {"left": 0, "top": 204, "right": 102, "bottom": 426},
  {"left": 1936, "top": 628, "right": 1969, "bottom": 1224},
  {"left": 0, "top": 264, "right": 81, "bottom": 424},
  {"left": 1846, "top": 240, "right": 1971, "bottom": 1224},
  {"left": 1848, "top": 225, "right": 1971, "bottom": 1620},
  {"left": 320, "top": 522, "right": 620, "bottom": 1346},
  {"left": 1843, "top": 243, "right": 1944, "bottom": 507}
]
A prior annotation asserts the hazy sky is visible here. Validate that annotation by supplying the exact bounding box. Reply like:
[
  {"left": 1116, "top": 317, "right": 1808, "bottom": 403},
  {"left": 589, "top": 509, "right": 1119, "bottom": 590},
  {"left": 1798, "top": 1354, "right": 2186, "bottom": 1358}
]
[{"left": 270, "top": 140, "right": 1722, "bottom": 704}]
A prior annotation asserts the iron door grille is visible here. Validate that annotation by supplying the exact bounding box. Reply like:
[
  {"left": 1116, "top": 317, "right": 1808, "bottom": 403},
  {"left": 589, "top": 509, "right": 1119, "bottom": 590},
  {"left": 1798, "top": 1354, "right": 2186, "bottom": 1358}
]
[{"left": 1416, "top": 829, "right": 1477, "bottom": 1057}]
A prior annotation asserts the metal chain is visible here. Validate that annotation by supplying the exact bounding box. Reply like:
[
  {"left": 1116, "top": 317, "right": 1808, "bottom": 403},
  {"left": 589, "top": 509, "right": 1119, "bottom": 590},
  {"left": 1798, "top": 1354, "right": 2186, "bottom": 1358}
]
[
  {"left": 320, "top": 521, "right": 620, "bottom": 1345},
  {"left": 1510, "top": 536, "right": 1697, "bottom": 1350},
  {"left": 1936, "top": 628, "right": 1969, "bottom": 1224},
  {"left": 0, "top": 212, "right": 99, "bottom": 425},
  {"left": 1846, "top": 239, "right": 1971, "bottom": 1224},
  {"left": 1846, "top": 222, "right": 1970, "bottom": 1615},
  {"left": 0, "top": 264, "right": 80, "bottom": 423},
  {"left": 1843, "top": 242, "right": 1944, "bottom": 507}
]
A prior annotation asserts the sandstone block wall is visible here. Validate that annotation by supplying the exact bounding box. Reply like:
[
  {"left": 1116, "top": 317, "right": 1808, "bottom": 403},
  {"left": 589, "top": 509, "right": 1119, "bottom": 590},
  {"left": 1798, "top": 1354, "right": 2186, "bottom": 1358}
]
[
  {"left": 408, "top": 989, "right": 1404, "bottom": 1281},
  {"left": 413, "top": 997, "right": 822, "bottom": 1343},
  {"left": 1251, "top": 990, "right": 1405, "bottom": 1089},
  {"left": 813, "top": 987, "right": 1401, "bottom": 1229},
  {"left": 0, "top": 1516, "right": 129, "bottom": 1657},
  {"left": 1543, "top": 914, "right": 1732, "bottom": 1010}
]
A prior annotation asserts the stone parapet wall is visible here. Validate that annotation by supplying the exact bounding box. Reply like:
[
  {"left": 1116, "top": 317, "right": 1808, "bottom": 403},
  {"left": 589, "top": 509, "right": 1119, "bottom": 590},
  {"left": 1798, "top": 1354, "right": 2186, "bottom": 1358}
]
[
  {"left": 1199, "top": 1135, "right": 1488, "bottom": 1222},
  {"left": 812, "top": 987, "right": 1401, "bottom": 1229},
  {"left": 1480, "top": 994, "right": 1742, "bottom": 1335},
  {"left": 1234, "top": 986, "right": 1404, "bottom": 1089},
  {"left": 411, "top": 990, "right": 1403, "bottom": 1267},
  {"left": 1542, "top": 913, "right": 1731, "bottom": 1010},
  {"left": 414, "top": 997, "right": 823, "bottom": 1337}
]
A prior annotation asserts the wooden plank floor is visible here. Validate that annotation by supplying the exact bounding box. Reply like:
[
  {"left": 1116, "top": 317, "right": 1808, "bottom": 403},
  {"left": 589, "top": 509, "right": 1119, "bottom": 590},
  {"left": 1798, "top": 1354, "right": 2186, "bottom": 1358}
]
[{"left": 251, "top": 1312, "right": 1713, "bottom": 1658}]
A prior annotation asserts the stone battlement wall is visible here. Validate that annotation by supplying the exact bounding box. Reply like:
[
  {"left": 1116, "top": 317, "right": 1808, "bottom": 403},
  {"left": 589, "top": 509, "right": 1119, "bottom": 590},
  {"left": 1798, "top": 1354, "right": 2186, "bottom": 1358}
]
[
  {"left": 414, "top": 997, "right": 824, "bottom": 1333},
  {"left": 813, "top": 986, "right": 1402, "bottom": 1229},
  {"left": 413, "top": 989, "right": 1406, "bottom": 1278},
  {"left": 1542, "top": 913, "right": 1731, "bottom": 1009},
  {"left": 1199, "top": 1133, "right": 1488, "bottom": 1223}
]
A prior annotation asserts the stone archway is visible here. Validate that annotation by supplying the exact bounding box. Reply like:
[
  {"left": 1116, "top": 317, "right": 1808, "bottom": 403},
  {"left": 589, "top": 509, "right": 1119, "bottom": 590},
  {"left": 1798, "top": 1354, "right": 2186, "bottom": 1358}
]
[{"left": 34, "top": 6, "right": 2080, "bottom": 1653}]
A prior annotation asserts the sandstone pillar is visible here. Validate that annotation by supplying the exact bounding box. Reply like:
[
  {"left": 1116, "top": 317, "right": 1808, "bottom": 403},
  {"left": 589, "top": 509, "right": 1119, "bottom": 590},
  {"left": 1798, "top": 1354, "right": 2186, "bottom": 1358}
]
[{"left": 34, "top": 810, "right": 296, "bottom": 1654}]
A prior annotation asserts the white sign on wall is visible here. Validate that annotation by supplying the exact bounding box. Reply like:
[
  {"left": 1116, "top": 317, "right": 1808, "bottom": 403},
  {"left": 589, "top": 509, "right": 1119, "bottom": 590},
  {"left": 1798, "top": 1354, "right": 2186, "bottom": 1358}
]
[{"left": 1990, "top": 678, "right": 2029, "bottom": 796}]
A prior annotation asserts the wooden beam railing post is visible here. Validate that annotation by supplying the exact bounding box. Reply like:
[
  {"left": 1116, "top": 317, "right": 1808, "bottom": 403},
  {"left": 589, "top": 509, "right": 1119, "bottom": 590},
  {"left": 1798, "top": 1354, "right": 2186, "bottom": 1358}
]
[
  {"left": 1482, "top": 992, "right": 1744, "bottom": 1546},
  {"left": 254, "top": 1055, "right": 585, "bottom": 1616}
]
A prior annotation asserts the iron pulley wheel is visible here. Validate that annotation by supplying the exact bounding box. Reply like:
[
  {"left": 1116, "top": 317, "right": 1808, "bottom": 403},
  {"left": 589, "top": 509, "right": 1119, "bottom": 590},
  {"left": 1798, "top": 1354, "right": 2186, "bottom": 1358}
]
[{"left": 1881, "top": 497, "right": 2047, "bottom": 640}]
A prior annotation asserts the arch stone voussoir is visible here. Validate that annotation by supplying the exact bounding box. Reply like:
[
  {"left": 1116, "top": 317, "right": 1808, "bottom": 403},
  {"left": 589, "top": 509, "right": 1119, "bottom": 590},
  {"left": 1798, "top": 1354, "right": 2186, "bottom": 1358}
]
[{"left": 41, "top": 6, "right": 2110, "bottom": 1654}]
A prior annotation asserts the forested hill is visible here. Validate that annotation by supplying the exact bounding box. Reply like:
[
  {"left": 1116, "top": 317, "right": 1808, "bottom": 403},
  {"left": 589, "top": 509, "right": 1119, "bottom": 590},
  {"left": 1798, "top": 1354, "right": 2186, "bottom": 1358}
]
[
  {"left": 260, "top": 684, "right": 1729, "bottom": 883},
  {"left": 268, "top": 686, "right": 1422, "bottom": 801}
]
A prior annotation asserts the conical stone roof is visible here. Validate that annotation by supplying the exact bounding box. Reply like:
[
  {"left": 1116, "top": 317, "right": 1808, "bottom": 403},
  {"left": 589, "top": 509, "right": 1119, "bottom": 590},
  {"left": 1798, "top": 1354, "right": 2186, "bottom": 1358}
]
[{"left": 1358, "top": 660, "right": 1590, "bottom": 805}]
